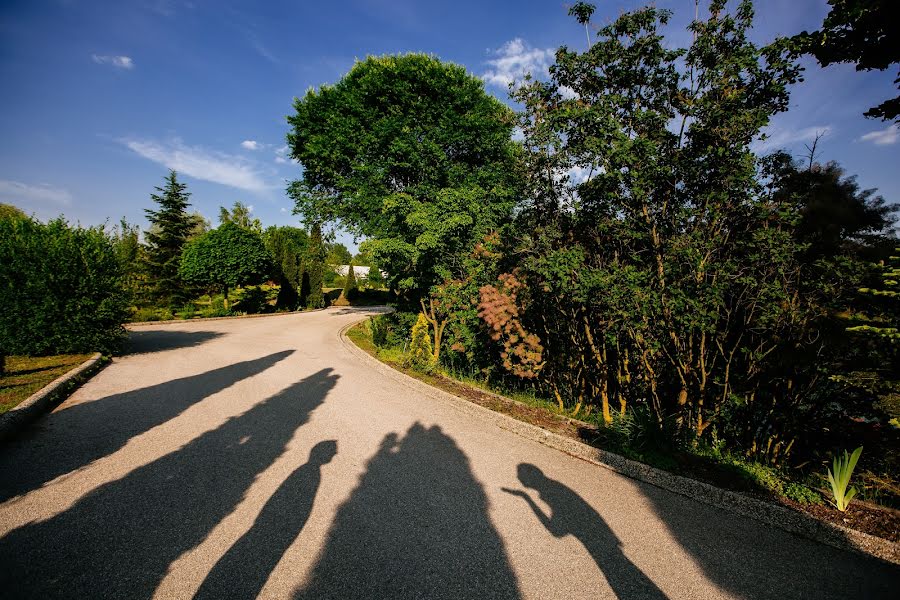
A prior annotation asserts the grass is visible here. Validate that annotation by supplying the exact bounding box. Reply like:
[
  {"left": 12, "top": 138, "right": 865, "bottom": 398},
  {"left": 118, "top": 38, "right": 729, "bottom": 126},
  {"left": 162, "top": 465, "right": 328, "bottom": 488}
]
[{"left": 0, "top": 354, "right": 94, "bottom": 414}]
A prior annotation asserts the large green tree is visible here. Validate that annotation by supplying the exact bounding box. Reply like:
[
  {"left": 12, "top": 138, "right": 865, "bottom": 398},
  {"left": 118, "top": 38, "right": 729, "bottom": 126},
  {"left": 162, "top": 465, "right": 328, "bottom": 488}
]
[
  {"left": 144, "top": 171, "right": 194, "bottom": 306},
  {"left": 179, "top": 223, "right": 272, "bottom": 310},
  {"left": 796, "top": 0, "right": 899, "bottom": 121},
  {"left": 287, "top": 53, "right": 520, "bottom": 295}
]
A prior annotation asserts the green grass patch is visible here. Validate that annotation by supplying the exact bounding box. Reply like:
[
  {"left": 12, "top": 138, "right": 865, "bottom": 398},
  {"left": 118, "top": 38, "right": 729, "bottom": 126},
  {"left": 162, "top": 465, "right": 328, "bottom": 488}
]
[{"left": 1, "top": 354, "right": 94, "bottom": 414}]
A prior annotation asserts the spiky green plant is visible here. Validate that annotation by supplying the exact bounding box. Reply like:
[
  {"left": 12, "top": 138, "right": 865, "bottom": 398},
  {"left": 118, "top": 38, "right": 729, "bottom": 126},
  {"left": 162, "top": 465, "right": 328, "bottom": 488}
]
[{"left": 827, "top": 446, "right": 863, "bottom": 511}]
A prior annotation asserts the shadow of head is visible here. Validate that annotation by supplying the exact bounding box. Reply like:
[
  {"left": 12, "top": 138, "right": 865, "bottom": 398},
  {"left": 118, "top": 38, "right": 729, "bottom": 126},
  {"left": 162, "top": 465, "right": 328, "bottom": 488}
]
[
  {"left": 517, "top": 463, "right": 548, "bottom": 489},
  {"left": 309, "top": 440, "right": 338, "bottom": 465},
  {"left": 126, "top": 329, "right": 225, "bottom": 354}
]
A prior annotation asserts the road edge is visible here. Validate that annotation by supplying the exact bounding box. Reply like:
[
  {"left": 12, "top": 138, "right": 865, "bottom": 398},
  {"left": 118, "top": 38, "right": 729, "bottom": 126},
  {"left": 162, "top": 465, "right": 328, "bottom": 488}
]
[
  {"left": 0, "top": 352, "right": 106, "bottom": 443},
  {"left": 338, "top": 319, "right": 900, "bottom": 566}
]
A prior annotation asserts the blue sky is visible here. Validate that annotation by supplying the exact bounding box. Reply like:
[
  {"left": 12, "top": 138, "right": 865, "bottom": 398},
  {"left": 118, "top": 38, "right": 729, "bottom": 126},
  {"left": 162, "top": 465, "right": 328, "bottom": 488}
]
[{"left": 1, "top": 0, "right": 897, "bottom": 251}]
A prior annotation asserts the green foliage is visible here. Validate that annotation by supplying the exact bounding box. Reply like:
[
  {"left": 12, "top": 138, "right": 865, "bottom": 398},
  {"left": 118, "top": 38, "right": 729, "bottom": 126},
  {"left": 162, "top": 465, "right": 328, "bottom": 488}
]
[
  {"left": 326, "top": 243, "right": 352, "bottom": 266},
  {"left": 795, "top": 0, "right": 899, "bottom": 121},
  {"left": 0, "top": 215, "right": 128, "bottom": 355},
  {"left": 784, "top": 482, "right": 823, "bottom": 505},
  {"left": 219, "top": 201, "right": 262, "bottom": 233},
  {"left": 144, "top": 170, "right": 194, "bottom": 307},
  {"left": 0, "top": 203, "right": 27, "bottom": 221},
  {"left": 344, "top": 263, "right": 359, "bottom": 301},
  {"left": 370, "top": 312, "right": 417, "bottom": 349},
  {"left": 827, "top": 446, "right": 863, "bottom": 511},
  {"left": 263, "top": 225, "right": 308, "bottom": 310},
  {"left": 179, "top": 222, "right": 272, "bottom": 306},
  {"left": 406, "top": 313, "right": 435, "bottom": 371},
  {"left": 304, "top": 223, "right": 326, "bottom": 308},
  {"left": 366, "top": 265, "right": 385, "bottom": 289},
  {"left": 288, "top": 53, "right": 520, "bottom": 295},
  {"left": 234, "top": 286, "right": 271, "bottom": 315}
]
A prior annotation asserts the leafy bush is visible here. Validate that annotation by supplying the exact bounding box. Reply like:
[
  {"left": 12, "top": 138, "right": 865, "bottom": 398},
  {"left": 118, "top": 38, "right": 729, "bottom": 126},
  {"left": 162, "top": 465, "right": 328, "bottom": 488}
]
[
  {"left": 405, "top": 313, "right": 435, "bottom": 371},
  {"left": 201, "top": 296, "right": 232, "bottom": 318},
  {"left": 234, "top": 286, "right": 270, "bottom": 314},
  {"left": 0, "top": 216, "right": 128, "bottom": 355}
]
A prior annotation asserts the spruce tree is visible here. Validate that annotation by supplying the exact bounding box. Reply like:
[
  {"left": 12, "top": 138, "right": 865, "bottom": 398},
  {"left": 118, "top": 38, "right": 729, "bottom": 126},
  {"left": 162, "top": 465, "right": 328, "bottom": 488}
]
[
  {"left": 304, "top": 222, "right": 326, "bottom": 309},
  {"left": 144, "top": 171, "right": 193, "bottom": 307}
]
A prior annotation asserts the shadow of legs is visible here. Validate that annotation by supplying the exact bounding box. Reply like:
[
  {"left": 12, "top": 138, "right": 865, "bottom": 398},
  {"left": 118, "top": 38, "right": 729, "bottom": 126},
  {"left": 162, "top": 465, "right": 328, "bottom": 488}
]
[{"left": 194, "top": 440, "right": 338, "bottom": 600}]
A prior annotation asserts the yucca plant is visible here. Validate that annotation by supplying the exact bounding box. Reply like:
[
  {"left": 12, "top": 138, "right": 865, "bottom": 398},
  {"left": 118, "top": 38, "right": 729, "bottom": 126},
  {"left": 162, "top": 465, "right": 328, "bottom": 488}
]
[{"left": 827, "top": 446, "right": 863, "bottom": 512}]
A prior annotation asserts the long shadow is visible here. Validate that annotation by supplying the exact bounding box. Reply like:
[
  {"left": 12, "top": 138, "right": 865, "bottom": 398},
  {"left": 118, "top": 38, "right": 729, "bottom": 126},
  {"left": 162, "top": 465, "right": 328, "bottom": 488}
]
[
  {"left": 503, "top": 464, "right": 667, "bottom": 600},
  {"left": 0, "top": 350, "right": 294, "bottom": 502},
  {"left": 640, "top": 483, "right": 900, "bottom": 599},
  {"left": 194, "top": 439, "right": 338, "bottom": 600},
  {"left": 126, "top": 329, "right": 225, "bottom": 355},
  {"left": 295, "top": 423, "right": 521, "bottom": 599},
  {"left": 0, "top": 368, "right": 337, "bottom": 599}
]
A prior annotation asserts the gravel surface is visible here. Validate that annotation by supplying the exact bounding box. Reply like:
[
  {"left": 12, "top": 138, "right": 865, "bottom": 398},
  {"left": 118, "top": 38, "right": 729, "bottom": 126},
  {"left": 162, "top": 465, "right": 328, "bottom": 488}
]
[{"left": 0, "top": 307, "right": 897, "bottom": 599}]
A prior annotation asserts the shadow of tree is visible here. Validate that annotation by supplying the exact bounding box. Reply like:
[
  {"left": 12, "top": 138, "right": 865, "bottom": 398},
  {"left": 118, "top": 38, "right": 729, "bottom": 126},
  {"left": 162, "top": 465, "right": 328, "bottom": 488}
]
[
  {"left": 640, "top": 482, "right": 900, "bottom": 599},
  {"left": 503, "top": 463, "right": 667, "bottom": 600},
  {"left": 0, "top": 350, "right": 295, "bottom": 502},
  {"left": 194, "top": 439, "right": 338, "bottom": 600},
  {"left": 294, "top": 423, "right": 521, "bottom": 599},
  {"left": 126, "top": 329, "right": 225, "bottom": 355},
  {"left": 0, "top": 368, "right": 338, "bottom": 599}
]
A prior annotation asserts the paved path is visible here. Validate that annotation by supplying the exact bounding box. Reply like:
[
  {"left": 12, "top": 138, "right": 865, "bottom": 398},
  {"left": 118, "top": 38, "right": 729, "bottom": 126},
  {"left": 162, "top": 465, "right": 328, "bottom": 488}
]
[{"left": 0, "top": 307, "right": 896, "bottom": 599}]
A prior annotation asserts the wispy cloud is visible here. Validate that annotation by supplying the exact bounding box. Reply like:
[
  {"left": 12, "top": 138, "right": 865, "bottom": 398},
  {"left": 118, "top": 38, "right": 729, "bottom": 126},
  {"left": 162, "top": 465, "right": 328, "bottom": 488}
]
[
  {"left": 241, "top": 140, "right": 260, "bottom": 150},
  {"left": 482, "top": 38, "right": 554, "bottom": 89},
  {"left": 858, "top": 124, "right": 899, "bottom": 146},
  {"left": 122, "top": 137, "right": 269, "bottom": 192},
  {"left": 91, "top": 54, "right": 134, "bottom": 69},
  {"left": 755, "top": 124, "right": 832, "bottom": 152},
  {"left": 0, "top": 179, "right": 72, "bottom": 206},
  {"left": 274, "top": 145, "right": 298, "bottom": 165}
]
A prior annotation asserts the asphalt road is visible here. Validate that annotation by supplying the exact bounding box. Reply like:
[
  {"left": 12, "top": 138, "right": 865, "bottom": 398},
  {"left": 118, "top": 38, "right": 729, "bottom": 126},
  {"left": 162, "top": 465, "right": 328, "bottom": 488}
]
[{"left": 0, "top": 307, "right": 897, "bottom": 599}]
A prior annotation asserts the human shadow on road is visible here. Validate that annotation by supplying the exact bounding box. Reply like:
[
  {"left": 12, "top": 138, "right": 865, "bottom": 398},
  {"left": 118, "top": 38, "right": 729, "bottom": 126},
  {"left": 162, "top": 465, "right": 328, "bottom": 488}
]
[
  {"left": 0, "top": 368, "right": 338, "bottom": 599},
  {"left": 503, "top": 463, "right": 667, "bottom": 600},
  {"left": 0, "top": 350, "right": 294, "bottom": 502},
  {"left": 126, "top": 329, "right": 224, "bottom": 355},
  {"left": 294, "top": 423, "right": 521, "bottom": 599},
  {"left": 639, "top": 482, "right": 900, "bottom": 599},
  {"left": 194, "top": 439, "right": 338, "bottom": 600}
]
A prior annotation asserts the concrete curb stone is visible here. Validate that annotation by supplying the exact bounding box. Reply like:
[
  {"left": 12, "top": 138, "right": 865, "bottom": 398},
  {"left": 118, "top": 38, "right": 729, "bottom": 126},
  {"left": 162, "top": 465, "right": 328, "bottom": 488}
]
[
  {"left": 339, "top": 317, "right": 900, "bottom": 566},
  {"left": 0, "top": 352, "right": 105, "bottom": 443}
]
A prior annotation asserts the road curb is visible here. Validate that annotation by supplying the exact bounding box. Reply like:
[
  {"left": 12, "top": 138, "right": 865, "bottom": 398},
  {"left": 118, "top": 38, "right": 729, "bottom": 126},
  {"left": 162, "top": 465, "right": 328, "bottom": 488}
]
[
  {"left": 0, "top": 353, "right": 106, "bottom": 443},
  {"left": 127, "top": 307, "right": 327, "bottom": 328},
  {"left": 339, "top": 319, "right": 900, "bottom": 566}
]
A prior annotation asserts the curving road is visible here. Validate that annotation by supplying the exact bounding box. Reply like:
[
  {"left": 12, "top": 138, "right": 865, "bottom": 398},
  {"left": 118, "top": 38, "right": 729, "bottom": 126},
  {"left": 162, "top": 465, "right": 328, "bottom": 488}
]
[{"left": 0, "top": 307, "right": 897, "bottom": 599}]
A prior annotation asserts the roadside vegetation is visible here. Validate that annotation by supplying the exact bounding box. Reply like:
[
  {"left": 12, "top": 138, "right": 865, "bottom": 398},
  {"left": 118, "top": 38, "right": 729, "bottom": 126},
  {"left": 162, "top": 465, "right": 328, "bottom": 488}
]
[
  {"left": 0, "top": 354, "right": 94, "bottom": 414},
  {"left": 0, "top": 0, "right": 896, "bottom": 539}
]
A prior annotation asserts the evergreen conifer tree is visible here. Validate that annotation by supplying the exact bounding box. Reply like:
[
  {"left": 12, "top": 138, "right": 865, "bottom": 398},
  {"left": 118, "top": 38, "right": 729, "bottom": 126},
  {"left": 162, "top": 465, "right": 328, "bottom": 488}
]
[
  {"left": 144, "top": 171, "right": 193, "bottom": 307},
  {"left": 305, "top": 222, "right": 326, "bottom": 308}
]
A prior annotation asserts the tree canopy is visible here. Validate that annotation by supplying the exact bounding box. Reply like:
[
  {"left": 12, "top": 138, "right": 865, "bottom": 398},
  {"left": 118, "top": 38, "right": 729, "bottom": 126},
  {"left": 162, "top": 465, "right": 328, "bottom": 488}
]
[
  {"left": 287, "top": 53, "right": 520, "bottom": 294},
  {"left": 144, "top": 171, "right": 194, "bottom": 306},
  {"left": 179, "top": 222, "right": 272, "bottom": 308},
  {"left": 219, "top": 201, "right": 262, "bottom": 233},
  {"left": 796, "top": 0, "right": 899, "bottom": 121}
]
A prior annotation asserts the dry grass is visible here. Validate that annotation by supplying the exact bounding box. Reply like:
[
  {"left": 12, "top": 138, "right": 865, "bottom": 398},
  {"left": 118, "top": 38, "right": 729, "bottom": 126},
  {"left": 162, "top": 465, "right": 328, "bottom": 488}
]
[{"left": 0, "top": 354, "right": 93, "bottom": 414}]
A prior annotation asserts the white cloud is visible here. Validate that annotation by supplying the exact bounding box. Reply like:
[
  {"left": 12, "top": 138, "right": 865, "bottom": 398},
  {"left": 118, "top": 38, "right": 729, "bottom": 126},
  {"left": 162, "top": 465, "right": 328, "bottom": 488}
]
[
  {"left": 274, "top": 145, "right": 298, "bottom": 165},
  {"left": 858, "top": 124, "right": 899, "bottom": 146},
  {"left": 755, "top": 125, "right": 832, "bottom": 152},
  {"left": 0, "top": 179, "right": 72, "bottom": 206},
  {"left": 241, "top": 140, "right": 260, "bottom": 150},
  {"left": 91, "top": 54, "right": 134, "bottom": 69},
  {"left": 482, "top": 38, "right": 554, "bottom": 88},
  {"left": 122, "top": 137, "right": 269, "bottom": 192}
]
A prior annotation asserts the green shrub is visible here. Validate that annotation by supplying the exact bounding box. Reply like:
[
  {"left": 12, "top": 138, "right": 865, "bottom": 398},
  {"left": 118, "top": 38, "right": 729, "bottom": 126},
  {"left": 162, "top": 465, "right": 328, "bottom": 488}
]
[
  {"left": 176, "top": 303, "right": 197, "bottom": 319},
  {"left": 827, "top": 446, "right": 863, "bottom": 511},
  {"left": 234, "top": 286, "right": 270, "bottom": 314},
  {"left": 0, "top": 216, "right": 128, "bottom": 355},
  {"left": 345, "top": 264, "right": 359, "bottom": 301},
  {"left": 371, "top": 315, "right": 390, "bottom": 347},
  {"left": 201, "top": 296, "right": 232, "bottom": 318},
  {"left": 405, "top": 313, "right": 435, "bottom": 371}
]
